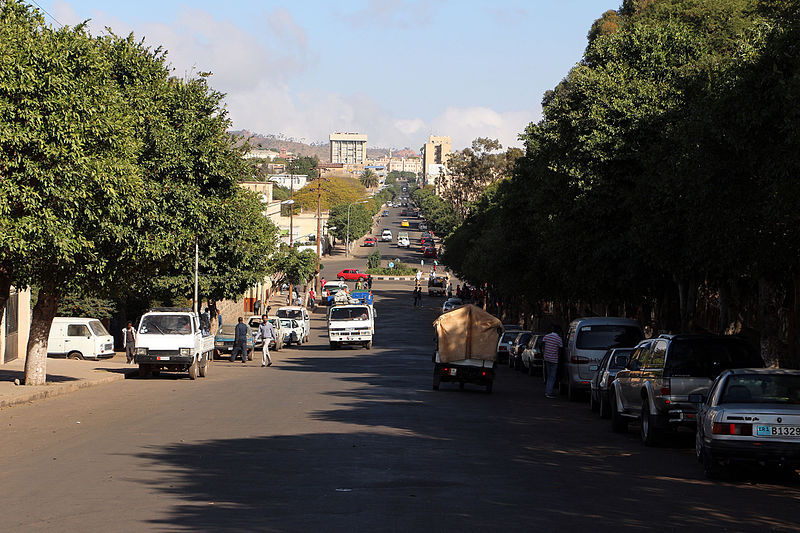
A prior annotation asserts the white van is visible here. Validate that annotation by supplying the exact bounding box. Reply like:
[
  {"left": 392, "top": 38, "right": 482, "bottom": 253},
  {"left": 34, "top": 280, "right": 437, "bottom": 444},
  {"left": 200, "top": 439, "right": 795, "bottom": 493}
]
[
  {"left": 47, "top": 317, "right": 115, "bottom": 360},
  {"left": 276, "top": 306, "right": 310, "bottom": 344}
]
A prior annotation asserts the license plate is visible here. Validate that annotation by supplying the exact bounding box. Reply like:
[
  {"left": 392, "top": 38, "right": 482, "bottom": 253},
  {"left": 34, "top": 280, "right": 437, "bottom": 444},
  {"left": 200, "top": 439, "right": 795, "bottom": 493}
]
[
  {"left": 756, "top": 425, "right": 800, "bottom": 437},
  {"left": 449, "top": 368, "right": 457, "bottom": 376},
  {"left": 157, "top": 356, "right": 170, "bottom": 361}
]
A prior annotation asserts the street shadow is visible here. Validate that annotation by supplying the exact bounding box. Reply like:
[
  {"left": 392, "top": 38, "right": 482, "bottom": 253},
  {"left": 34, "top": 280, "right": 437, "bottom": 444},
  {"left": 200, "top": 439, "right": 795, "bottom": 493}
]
[{"left": 0, "top": 369, "right": 79, "bottom": 383}]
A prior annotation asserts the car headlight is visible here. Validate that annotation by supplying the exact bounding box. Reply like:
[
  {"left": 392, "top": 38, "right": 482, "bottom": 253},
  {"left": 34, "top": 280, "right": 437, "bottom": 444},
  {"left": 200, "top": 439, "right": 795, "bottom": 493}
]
[
  {"left": 179, "top": 348, "right": 192, "bottom": 356},
  {"left": 135, "top": 347, "right": 148, "bottom": 356}
]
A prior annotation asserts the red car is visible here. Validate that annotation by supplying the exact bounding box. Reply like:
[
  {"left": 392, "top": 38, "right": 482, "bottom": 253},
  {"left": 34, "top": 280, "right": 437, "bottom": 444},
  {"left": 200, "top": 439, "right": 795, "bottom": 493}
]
[
  {"left": 363, "top": 237, "right": 377, "bottom": 247},
  {"left": 337, "top": 269, "right": 371, "bottom": 282},
  {"left": 422, "top": 246, "right": 437, "bottom": 258}
]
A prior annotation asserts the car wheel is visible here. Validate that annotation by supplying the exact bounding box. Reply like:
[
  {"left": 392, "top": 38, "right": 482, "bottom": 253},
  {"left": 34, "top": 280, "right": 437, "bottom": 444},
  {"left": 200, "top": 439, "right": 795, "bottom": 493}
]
[
  {"left": 68, "top": 351, "right": 84, "bottom": 360},
  {"left": 138, "top": 364, "right": 150, "bottom": 378},
  {"left": 199, "top": 355, "right": 209, "bottom": 377},
  {"left": 188, "top": 357, "right": 199, "bottom": 380},
  {"left": 338, "top": 276, "right": 345, "bottom": 281},
  {"left": 600, "top": 392, "right": 611, "bottom": 419},
  {"left": 702, "top": 447, "right": 723, "bottom": 479},
  {"left": 611, "top": 391, "right": 628, "bottom": 433},
  {"left": 364, "top": 340, "right": 372, "bottom": 350},
  {"left": 640, "top": 400, "right": 659, "bottom": 446}
]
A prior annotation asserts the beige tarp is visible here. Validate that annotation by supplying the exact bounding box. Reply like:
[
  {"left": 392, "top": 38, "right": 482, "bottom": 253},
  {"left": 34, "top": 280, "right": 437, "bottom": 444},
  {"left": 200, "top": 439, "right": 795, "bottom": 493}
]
[{"left": 433, "top": 304, "right": 503, "bottom": 363}]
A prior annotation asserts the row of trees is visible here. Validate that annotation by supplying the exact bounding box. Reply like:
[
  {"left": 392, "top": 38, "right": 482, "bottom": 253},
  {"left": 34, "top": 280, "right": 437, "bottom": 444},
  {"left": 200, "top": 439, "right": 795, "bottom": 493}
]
[
  {"left": 442, "top": 0, "right": 800, "bottom": 367},
  {"left": 0, "top": 2, "right": 279, "bottom": 384}
]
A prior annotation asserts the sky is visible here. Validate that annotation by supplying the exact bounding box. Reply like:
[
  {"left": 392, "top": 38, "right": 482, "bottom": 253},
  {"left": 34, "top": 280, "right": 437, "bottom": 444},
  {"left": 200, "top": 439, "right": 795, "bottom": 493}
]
[{"left": 38, "top": 0, "right": 619, "bottom": 151}]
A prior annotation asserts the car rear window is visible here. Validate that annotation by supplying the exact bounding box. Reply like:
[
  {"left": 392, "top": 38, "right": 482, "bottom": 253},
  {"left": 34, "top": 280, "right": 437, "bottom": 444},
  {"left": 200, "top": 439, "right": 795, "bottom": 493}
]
[
  {"left": 665, "top": 338, "right": 763, "bottom": 378},
  {"left": 575, "top": 325, "right": 642, "bottom": 350},
  {"left": 720, "top": 374, "right": 800, "bottom": 404},
  {"left": 501, "top": 332, "right": 518, "bottom": 343}
]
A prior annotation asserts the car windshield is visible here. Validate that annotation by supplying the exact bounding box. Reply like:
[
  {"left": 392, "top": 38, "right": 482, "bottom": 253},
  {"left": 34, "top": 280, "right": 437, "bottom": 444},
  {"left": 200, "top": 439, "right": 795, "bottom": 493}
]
[
  {"left": 277, "top": 309, "right": 303, "bottom": 319},
  {"left": 330, "top": 307, "right": 370, "bottom": 321},
  {"left": 720, "top": 374, "right": 800, "bottom": 404},
  {"left": 665, "top": 338, "right": 763, "bottom": 378},
  {"left": 576, "top": 325, "right": 642, "bottom": 350},
  {"left": 88, "top": 320, "right": 109, "bottom": 336},
  {"left": 139, "top": 315, "right": 192, "bottom": 335},
  {"left": 610, "top": 350, "right": 632, "bottom": 369},
  {"left": 501, "top": 332, "right": 519, "bottom": 343},
  {"left": 218, "top": 325, "right": 239, "bottom": 337},
  {"left": 268, "top": 319, "right": 279, "bottom": 327}
]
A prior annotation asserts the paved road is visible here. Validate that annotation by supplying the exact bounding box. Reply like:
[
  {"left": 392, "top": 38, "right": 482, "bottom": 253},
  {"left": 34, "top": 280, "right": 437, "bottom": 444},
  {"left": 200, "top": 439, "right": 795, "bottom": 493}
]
[{"left": 1, "top": 279, "right": 798, "bottom": 532}]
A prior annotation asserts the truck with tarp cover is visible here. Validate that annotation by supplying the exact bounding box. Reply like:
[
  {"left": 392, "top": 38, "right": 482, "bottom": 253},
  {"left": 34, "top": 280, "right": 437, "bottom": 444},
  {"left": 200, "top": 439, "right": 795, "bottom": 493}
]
[{"left": 432, "top": 304, "right": 503, "bottom": 393}]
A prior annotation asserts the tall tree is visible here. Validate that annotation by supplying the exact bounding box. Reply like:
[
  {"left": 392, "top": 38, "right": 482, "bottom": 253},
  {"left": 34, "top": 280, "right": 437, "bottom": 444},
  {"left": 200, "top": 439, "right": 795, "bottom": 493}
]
[{"left": 360, "top": 169, "right": 379, "bottom": 189}]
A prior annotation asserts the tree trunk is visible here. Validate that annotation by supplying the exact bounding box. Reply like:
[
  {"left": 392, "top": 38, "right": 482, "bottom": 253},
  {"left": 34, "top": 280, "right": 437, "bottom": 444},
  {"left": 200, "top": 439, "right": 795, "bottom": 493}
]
[
  {"left": 718, "top": 281, "right": 731, "bottom": 335},
  {"left": 676, "top": 276, "right": 697, "bottom": 334},
  {"left": 24, "top": 289, "right": 59, "bottom": 386},
  {"left": 0, "top": 271, "right": 10, "bottom": 324},
  {"left": 758, "top": 277, "right": 781, "bottom": 367}
]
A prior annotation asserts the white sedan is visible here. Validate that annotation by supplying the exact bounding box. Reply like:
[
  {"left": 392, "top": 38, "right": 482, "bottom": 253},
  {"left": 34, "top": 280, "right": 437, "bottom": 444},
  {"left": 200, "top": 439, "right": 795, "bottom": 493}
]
[{"left": 695, "top": 368, "right": 800, "bottom": 478}]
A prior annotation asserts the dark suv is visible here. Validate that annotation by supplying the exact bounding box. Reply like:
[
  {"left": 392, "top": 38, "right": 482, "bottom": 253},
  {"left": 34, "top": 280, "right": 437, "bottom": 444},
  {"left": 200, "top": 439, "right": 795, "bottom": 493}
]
[{"left": 610, "top": 334, "right": 763, "bottom": 446}]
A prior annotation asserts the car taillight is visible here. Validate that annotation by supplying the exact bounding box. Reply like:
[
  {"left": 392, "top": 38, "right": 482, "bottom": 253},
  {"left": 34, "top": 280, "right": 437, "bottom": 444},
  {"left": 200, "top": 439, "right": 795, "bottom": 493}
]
[
  {"left": 570, "top": 356, "right": 590, "bottom": 364},
  {"left": 712, "top": 422, "right": 753, "bottom": 436},
  {"left": 660, "top": 378, "right": 671, "bottom": 396}
]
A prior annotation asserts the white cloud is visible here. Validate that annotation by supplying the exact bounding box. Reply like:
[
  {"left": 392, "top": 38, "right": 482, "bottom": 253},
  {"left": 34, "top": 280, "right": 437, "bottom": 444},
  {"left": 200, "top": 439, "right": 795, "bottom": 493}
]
[{"left": 49, "top": 2, "right": 537, "bottom": 152}]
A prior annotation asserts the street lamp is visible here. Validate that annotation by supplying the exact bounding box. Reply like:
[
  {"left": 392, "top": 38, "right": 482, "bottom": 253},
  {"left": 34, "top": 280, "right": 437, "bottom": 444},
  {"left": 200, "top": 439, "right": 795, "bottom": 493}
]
[{"left": 345, "top": 200, "right": 369, "bottom": 258}]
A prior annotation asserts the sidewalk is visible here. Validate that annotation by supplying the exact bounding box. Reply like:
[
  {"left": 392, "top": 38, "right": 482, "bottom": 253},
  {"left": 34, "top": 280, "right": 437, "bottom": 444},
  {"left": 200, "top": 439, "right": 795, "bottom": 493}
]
[{"left": 0, "top": 353, "right": 133, "bottom": 410}]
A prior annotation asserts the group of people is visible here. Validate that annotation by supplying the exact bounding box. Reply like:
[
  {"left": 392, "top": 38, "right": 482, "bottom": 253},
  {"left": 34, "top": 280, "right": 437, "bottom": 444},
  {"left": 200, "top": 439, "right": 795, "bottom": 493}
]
[{"left": 230, "top": 315, "right": 277, "bottom": 367}]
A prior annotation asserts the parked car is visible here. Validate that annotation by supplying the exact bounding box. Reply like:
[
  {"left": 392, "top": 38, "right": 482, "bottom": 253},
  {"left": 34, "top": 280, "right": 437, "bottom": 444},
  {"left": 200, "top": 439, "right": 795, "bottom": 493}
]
[
  {"left": 521, "top": 334, "right": 545, "bottom": 376},
  {"left": 363, "top": 237, "right": 377, "bottom": 247},
  {"left": 46, "top": 317, "right": 115, "bottom": 360},
  {"left": 278, "top": 317, "right": 303, "bottom": 346},
  {"left": 382, "top": 210, "right": 389, "bottom": 217},
  {"left": 695, "top": 368, "right": 800, "bottom": 478},
  {"left": 561, "top": 317, "right": 643, "bottom": 401},
  {"left": 441, "top": 297, "right": 463, "bottom": 313},
  {"left": 508, "top": 331, "right": 533, "bottom": 370},
  {"left": 214, "top": 324, "right": 255, "bottom": 360},
  {"left": 496, "top": 328, "right": 523, "bottom": 364},
  {"left": 610, "top": 334, "right": 764, "bottom": 446},
  {"left": 400, "top": 219, "right": 409, "bottom": 227},
  {"left": 247, "top": 316, "right": 283, "bottom": 351},
  {"left": 381, "top": 229, "right": 393, "bottom": 242},
  {"left": 397, "top": 235, "right": 410, "bottom": 248},
  {"left": 276, "top": 306, "right": 311, "bottom": 344},
  {"left": 419, "top": 222, "right": 429, "bottom": 231},
  {"left": 337, "top": 269, "right": 370, "bottom": 282},
  {"left": 590, "top": 347, "right": 633, "bottom": 418}
]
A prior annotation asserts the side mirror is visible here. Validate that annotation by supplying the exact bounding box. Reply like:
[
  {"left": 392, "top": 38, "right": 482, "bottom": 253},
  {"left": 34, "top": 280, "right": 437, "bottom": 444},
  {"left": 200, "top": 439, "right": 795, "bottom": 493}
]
[{"left": 688, "top": 394, "right": 705, "bottom": 403}]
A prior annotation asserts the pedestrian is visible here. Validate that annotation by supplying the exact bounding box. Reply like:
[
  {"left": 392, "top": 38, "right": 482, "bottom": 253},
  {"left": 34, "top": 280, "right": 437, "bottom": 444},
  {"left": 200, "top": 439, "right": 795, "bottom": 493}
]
[
  {"left": 230, "top": 316, "right": 250, "bottom": 364},
  {"left": 199, "top": 308, "right": 211, "bottom": 336},
  {"left": 122, "top": 321, "right": 136, "bottom": 363},
  {"left": 542, "top": 324, "right": 563, "bottom": 399},
  {"left": 297, "top": 294, "right": 304, "bottom": 307},
  {"left": 253, "top": 298, "right": 261, "bottom": 316},
  {"left": 355, "top": 280, "right": 362, "bottom": 291},
  {"left": 254, "top": 314, "right": 275, "bottom": 367},
  {"left": 447, "top": 284, "right": 453, "bottom": 298},
  {"left": 308, "top": 288, "right": 316, "bottom": 310},
  {"left": 413, "top": 286, "right": 422, "bottom": 307},
  {"left": 218, "top": 312, "right": 223, "bottom": 328},
  {"left": 366, "top": 277, "right": 373, "bottom": 290},
  {"left": 320, "top": 277, "right": 327, "bottom": 289},
  {"left": 415, "top": 269, "right": 422, "bottom": 287},
  {"left": 456, "top": 285, "right": 462, "bottom": 299},
  {"left": 293, "top": 288, "right": 299, "bottom": 305}
]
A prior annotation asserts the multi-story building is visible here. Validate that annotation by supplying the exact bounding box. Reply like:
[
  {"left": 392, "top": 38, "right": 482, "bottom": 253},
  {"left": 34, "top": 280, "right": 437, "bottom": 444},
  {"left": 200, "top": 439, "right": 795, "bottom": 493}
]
[
  {"left": 269, "top": 173, "right": 308, "bottom": 190},
  {"left": 330, "top": 132, "right": 368, "bottom": 164},
  {"left": 421, "top": 135, "right": 451, "bottom": 187}
]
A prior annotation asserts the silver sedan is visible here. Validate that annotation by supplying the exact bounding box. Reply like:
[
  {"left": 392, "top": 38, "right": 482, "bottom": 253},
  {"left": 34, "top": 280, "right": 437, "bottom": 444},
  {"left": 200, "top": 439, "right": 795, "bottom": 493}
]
[{"left": 695, "top": 368, "right": 800, "bottom": 478}]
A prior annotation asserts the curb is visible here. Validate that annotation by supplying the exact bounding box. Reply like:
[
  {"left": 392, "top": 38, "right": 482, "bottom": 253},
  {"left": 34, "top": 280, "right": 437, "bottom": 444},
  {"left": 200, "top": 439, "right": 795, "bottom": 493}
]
[
  {"left": 372, "top": 276, "right": 416, "bottom": 281},
  {"left": 0, "top": 371, "right": 130, "bottom": 410}
]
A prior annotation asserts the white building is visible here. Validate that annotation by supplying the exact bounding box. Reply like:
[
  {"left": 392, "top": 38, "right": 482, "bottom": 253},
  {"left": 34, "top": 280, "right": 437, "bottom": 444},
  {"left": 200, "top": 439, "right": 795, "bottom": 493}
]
[
  {"left": 330, "top": 132, "right": 368, "bottom": 164},
  {"left": 269, "top": 174, "right": 308, "bottom": 190}
]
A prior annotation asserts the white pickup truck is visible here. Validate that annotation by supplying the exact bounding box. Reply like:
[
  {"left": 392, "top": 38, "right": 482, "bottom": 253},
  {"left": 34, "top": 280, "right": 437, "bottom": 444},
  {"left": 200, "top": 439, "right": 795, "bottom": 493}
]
[
  {"left": 328, "top": 304, "right": 375, "bottom": 350},
  {"left": 134, "top": 308, "right": 214, "bottom": 379}
]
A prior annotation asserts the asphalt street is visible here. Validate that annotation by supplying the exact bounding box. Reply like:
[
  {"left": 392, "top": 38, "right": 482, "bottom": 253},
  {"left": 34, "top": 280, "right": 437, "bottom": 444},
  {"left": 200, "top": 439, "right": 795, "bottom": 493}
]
[{"left": 0, "top": 201, "right": 798, "bottom": 532}]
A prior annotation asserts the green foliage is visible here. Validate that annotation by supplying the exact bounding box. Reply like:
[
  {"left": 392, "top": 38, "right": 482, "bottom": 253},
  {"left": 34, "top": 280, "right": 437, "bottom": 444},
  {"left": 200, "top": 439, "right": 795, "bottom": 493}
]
[
  {"left": 293, "top": 175, "right": 366, "bottom": 211},
  {"left": 272, "top": 184, "right": 291, "bottom": 201},
  {"left": 367, "top": 258, "right": 417, "bottom": 276},
  {"left": 57, "top": 294, "right": 117, "bottom": 320},
  {"left": 411, "top": 186, "right": 457, "bottom": 237},
  {"left": 360, "top": 169, "right": 379, "bottom": 189},
  {"left": 327, "top": 203, "right": 372, "bottom": 242},
  {"left": 271, "top": 246, "right": 318, "bottom": 286},
  {"left": 367, "top": 249, "right": 381, "bottom": 269}
]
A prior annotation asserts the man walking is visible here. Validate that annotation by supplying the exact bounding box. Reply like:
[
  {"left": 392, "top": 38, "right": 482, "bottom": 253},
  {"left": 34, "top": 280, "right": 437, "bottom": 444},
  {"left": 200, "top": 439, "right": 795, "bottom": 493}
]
[
  {"left": 122, "top": 322, "right": 136, "bottom": 363},
  {"left": 413, "top": 286, "right": 422, "bottom": 307},
  {"left": 230, "top": 317, "right": 249, "bottom": 364},
  {"left": 254, "top": 314, "right": 275, "bottom": 367},
  {"left": 542, "top": 324, "right": 563, "bottom": 399}
]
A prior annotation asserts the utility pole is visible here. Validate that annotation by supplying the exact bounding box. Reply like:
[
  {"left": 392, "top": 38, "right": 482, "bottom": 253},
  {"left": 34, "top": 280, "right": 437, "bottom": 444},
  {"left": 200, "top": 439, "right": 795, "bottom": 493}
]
[{"left": 289, "top": 155, "right": 294, "bottom": 247}]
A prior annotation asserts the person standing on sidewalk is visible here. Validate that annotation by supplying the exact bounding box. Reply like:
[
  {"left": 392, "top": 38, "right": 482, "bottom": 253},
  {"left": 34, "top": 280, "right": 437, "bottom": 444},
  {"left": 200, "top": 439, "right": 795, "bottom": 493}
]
[
  {"left": 542, "top": 324, "right": 563, "bottom": 399},
  {"left": 230, "top": 317, "right": 249, "bottom": 364},
  {"left": 308, "top": 288, "right": 316, "bottom": 310},
  {"left": 254, "top": 314, "right": 275, "bottom": 367},
  {"left": 122, "top": 322, "right": 136, "bottom": 363}
]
